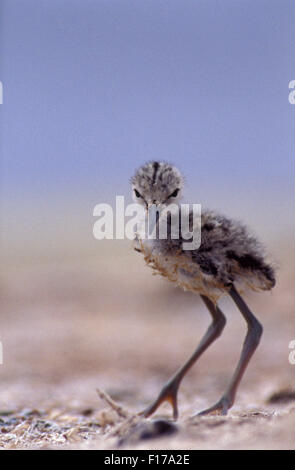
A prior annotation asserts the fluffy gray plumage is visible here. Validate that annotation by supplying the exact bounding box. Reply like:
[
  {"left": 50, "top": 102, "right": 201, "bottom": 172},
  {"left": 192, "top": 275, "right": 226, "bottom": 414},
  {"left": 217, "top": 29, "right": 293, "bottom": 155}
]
[{"left": 131, "top": 161, "right": 276, "bottom": 301}]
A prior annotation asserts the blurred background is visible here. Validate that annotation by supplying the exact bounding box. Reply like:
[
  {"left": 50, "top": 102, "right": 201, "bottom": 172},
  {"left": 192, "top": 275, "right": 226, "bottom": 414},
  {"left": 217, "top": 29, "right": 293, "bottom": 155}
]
[{"left": 0, "top": 0, "right": 295, "bottom": 448}]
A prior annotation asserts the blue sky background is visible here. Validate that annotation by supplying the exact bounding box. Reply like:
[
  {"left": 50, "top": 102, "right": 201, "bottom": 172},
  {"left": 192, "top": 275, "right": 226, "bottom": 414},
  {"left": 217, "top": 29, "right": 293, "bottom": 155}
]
[{"left": 1, "top": 0, "right": 295, "bottom": 259}]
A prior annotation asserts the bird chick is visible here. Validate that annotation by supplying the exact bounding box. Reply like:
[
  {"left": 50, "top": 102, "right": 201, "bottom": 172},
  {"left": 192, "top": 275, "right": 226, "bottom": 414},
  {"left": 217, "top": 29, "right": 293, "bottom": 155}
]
[{"left": 131, "top": 161, "right": 275, "bottom": 420}]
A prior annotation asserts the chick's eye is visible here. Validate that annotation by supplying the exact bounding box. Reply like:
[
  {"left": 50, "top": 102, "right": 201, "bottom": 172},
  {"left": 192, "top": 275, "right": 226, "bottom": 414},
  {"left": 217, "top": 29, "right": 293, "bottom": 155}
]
[
  {"left": 169, "top": 188, "right": 180, "bottom": 198},
  {"left": 134, "top": 189, "right": 142, "bottom": 198}
]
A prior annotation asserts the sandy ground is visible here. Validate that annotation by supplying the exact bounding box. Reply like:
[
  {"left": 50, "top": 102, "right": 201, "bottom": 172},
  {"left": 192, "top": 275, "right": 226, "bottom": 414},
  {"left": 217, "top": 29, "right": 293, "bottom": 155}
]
[{"left": 0, "top": 240, "right": 295, "bottom": 449}]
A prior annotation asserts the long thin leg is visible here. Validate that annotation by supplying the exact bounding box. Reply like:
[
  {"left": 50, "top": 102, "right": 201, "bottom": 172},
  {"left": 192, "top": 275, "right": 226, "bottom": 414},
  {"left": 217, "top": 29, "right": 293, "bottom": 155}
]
[
  {"left": 197, "top": 283, "right": 263, "bottom": 416},
  {"left": 140, "top": 295, "right": 226, "bottom": 420}
]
